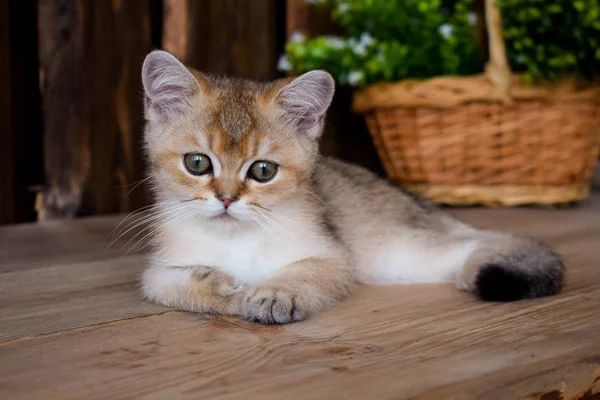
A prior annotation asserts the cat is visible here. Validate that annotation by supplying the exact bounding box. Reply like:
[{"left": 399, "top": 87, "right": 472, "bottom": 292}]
[{"left": 139, "top": 50, "right": 564, "bottom": 324}]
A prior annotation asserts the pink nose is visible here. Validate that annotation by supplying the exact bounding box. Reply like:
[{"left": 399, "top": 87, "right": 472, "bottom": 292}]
[{"left": 217, "top": 195, "right": 237, "bottom": 209}]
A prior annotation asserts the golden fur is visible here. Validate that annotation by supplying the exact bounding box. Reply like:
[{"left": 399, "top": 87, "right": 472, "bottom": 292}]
[{"left": 138, "top": 50, "right": 563, "bottom": 325}]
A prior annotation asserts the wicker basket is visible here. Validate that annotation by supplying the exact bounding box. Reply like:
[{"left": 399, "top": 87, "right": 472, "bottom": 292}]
[{"left": 352, "top": 0, "right": 600, "bottom": 206}]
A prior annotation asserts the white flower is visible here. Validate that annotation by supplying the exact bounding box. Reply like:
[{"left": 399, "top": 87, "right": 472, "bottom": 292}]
[
  {"left": 438, "top": 23, "right": 454, "bottom": 39},
  {"left": 324, "top": 35, "right": 346, "bottom": 50},
  {"left": 467, "top": 12, "right": 478, "bottom": 26},
  {"left": 359, "top": 32, "right": 375, "bottom": 47},
  {"left": 277, "top": 54, "right": 292, "bottom": 72},
  {"left": 347, "top": 70, "right": 364, "bottom": 86},
  {"left": 353, "top": 42, "right": 367, "bottom": 56},
  {"left": 337, "top": 1, "right": 350, "bottom": 13},
  {"left": 289, "top": 31, "right": 305, "bottom": 43}
]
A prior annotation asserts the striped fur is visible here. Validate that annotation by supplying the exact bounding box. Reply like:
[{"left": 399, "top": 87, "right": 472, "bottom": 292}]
[{"left": 139, "top": 50, "right": 564, "bottom": 324}]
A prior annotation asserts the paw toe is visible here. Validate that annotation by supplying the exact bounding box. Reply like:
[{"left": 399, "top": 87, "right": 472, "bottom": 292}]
[{"left": 243, "top": 288, "right": 302, "bottom": 324}]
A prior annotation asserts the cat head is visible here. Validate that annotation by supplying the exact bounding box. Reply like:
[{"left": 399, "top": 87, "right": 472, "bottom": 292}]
[{"left": 141, "top": 50, "right": 334, "bottom": 224}]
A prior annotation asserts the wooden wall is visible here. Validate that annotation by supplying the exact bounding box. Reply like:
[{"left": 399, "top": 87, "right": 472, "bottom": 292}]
[
  {"left": 0, "top": 0, "right": 44, "bottom": 225},
  {"left": 0, "top": 0, "right": 382, "bottom": 225},
  {"left": 36, "top": 0, "right": 162, "bottom": 221},
  {"left": 187, "top": 0, "right": 285, "bottom": 80}
]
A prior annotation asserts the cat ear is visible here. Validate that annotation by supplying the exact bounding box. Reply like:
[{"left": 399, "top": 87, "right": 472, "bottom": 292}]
[
  {"left": 142, "top": 50, "right": 200, "bottom": 123},
  {"left": 275, "top": 70, "right": 335, "bottom": 138}
]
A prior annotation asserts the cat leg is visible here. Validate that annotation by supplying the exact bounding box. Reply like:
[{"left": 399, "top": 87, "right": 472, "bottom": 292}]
[
  {"left": 456, "top": 230, "right": 564, "bottom": 301},
  {"left": 141, "top": 265, "right": 245, "bottom": 315},
  {"left": 241, "top": 257, "right": 354, "bottom": 324},
  {"left": 355, "top": 227, "right": 563, "bottom": 301}
]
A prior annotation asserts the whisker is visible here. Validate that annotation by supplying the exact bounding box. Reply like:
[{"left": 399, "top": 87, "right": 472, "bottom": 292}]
[
  {"left": 109, "top": 212, "right": 167, "bottom": 248},
  {"left": 252, "top": 211, "right": 283, "bottom": 237},
  {"left": 253, "top": 204, "right": 301, "bottom": 227},
  {"left": 125, "top": 207, "right": 197, "bottom": 254},
  {"left": 112, "top": 201, "right": 181, "bottom": 236},
  {"left": 251, "top": 203, "right": 271, "bottom": 212},
  {"left": 110, "top": 201, "right": 184, "bottom": 244},
  {"left": 180, "top": 197, "right": 203, "bottom": 202},
  {"left": 122, "top": 209, "right": 190, "bottom": 254},
  {"left": 305, "top": 188, "right": 330, "bottom": 209},
  {"left": 118, "top": 198, "right": 201, "bottom": 248},
  {"left": 251, "top": 208, "right": 297, "bottom": 243},
  {"left": 122, "top": 175, "right": 153, "bottom": 199}
]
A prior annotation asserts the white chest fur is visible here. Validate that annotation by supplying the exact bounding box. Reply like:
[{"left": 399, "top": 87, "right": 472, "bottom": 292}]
[{"left": 150, "top": 216, "right": 333, "bottom": 284}]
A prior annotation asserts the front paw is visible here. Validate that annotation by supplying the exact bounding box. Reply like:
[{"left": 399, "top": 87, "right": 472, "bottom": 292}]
[
  {"left": 192, "top": 266, "right": 244, "bottom": 297},
  {"left": 242, "top": 285, "right": 304, "bottom": 324}
]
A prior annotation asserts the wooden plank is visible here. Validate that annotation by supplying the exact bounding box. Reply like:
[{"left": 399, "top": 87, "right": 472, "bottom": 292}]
[
  {"left": 0, "top": 0, "right": 44, "bottom": 224},
  {"left": 186, "top": 0, "right": 284, "bottom": 80},
  {"left": 0, "top": 268, "right": 598, "bottom": 399},
  {"left": 163, "top": 0, "right": 188, "bottom": 60},
  {"left": 0, "top": 2, "right": 12, "bottom": 224},
  {"left": 286, "top": 0, "right": 311, "bottom": 37},
  {"left": 0, "top": 254, "right": 167, "bottom": 341},
  {"left": 0, "top": 216, "right": 166, "bottom": 341},
  {"left": 37, "top": 0, "right": 90, "bottom": 220},
  {"left": 35, "top": 1, "right": 155, "bottom": 220},
  {"left": 452, "top": 195, "right": 600, "bottom": 240},
  {"left": 83, "top": 1, "right": 154, "bottom": 216},
  {"left": 0, "top": 216, "right": 143, "bottom": 273},
  {"left": 0, "top": 197, "right": 599, "bottom": 398},
  {"left": 113, "top": 0, "right": 156, "bottom": 214},
  {"left": 285, "top": 0, "right": 342, "bottom": 37}
]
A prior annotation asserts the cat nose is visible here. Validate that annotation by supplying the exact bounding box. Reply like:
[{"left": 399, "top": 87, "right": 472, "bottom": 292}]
[{"left": 216, "top": 194, "right": 238, "bottom": 208}]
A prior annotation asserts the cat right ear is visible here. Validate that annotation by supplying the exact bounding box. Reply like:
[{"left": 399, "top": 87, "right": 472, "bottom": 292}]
[
  {"left": 274, "top": 70, "right": 335, "bottom": 139},
  {"left": 142, "top": 50, "right": 199, "bottom": 123}
]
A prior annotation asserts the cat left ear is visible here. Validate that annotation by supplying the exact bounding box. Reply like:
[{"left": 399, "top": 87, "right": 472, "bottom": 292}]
[
  {"left": 275, "top": 70, "right": 335, "bottom": 138},
  {"left": 142, "top": 50, "right": 200, "bottom": 124}
]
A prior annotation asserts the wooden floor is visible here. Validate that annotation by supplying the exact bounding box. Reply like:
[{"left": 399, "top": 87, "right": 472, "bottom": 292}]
[{"left": 1, "top": 196, "right": 600, "bottom": 400}]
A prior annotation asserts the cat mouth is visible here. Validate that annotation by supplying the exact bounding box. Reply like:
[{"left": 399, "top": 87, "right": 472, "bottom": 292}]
[{"left": 213, "top": 210, "right": 236, "bottom": 221}]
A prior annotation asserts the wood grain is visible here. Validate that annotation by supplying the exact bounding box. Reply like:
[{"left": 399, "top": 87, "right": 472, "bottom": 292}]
[
  {"left": 0, "top": 0, "right": 44, "bottom": 224},
  {"left": 163, "top": 0, "right": 188, "bottom": 60},
  {"left": 84, "top": 0, "right": 154, "bottom": 216},
  {"left": 0, "top": 216, "right": 142, "bottom": 273},
  {"left": 37, "top": 0, "right": 90, "bottom": 220},
  {"left": 186, "top": 0, "right": 284, "bottom": 80},
  {"left": 1, "top": 196, "right": 599, "bottom": 399},
  {"left": 0, "top": 1, "right": 13, "bottom": 225}
]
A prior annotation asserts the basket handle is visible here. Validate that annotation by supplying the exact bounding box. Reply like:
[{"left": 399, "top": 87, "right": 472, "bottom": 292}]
[{"left": 484, "top": 0, "right": 512, "bottom": 103}]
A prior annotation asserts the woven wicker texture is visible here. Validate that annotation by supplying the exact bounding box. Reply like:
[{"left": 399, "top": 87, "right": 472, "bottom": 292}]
[
  {"left": 352, "top": 0, "right": 600, "bottom": 206},
  {"left": 352, "top": 75, "right": 600, "bottom": 111},
  {"left": 363, "top": 100, "right": 599, "bottom": 185}
]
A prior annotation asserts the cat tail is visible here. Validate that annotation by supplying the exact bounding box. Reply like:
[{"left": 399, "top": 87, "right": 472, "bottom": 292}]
[{"left": 457, "top": 231, "right": 564, "bottom": 302}]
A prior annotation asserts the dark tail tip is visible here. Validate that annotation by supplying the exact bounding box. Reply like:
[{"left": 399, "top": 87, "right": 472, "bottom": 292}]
[{"left": 476, "top": 262, "right": 564, "bottom": 302}]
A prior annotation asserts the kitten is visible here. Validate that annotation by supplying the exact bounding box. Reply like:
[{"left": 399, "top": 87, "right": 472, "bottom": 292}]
[{"left": 140, "top": 50, "right": 564, "bottom": 324}]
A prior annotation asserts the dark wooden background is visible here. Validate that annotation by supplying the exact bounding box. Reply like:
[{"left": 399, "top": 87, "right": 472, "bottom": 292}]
[{"left": 0, "top": 0, "right": 381, "bottom": 225}]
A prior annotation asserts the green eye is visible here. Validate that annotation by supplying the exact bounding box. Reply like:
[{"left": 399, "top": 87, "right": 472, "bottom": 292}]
[
  {"left": 248, "top": 161, "right": 278, "bottom": 183},
  {"left": 184, "top": 153, "right": 212, "bottom": 176}
]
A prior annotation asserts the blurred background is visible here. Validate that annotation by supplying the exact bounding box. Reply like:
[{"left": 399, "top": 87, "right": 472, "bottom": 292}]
[
  {"left": 1, "top": 0, "right": 599, "bottom": 225},
  {"left": 1, "top": 0, "right": 385, "bottom": 225}
]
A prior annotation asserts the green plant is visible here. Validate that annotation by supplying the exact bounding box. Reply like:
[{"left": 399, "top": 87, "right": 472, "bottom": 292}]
[
  {"left": 281, "top": 0, "right": 481, "bottom": 87},
  {"left": 281, "top": 0, "right": 600, "bottom": 87},
  {"left": 499, "top": 0, "right": 600, "bottom": 81}
]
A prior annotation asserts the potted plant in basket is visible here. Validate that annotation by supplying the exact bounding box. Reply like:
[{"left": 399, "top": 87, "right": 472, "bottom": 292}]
[{"left": 280, "top": 0, "right": 600, "bottom": 206}]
